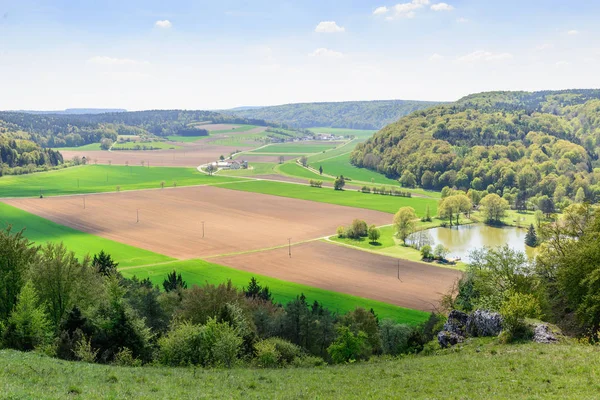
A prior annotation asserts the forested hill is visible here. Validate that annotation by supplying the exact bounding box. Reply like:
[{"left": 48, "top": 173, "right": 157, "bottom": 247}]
[
  {"left": 350, "top": 89, "right": 600, "bottom": 206},
  {"left": 227, "top": 100, "right": 443, "bottom": 130},
  {"left": 0, "top": 110, "right": 268, "bottom": 148}
]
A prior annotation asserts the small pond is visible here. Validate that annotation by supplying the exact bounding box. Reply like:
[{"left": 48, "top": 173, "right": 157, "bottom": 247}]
[{"left": 421, "top": 224, "right": 536, "bottom": 263}]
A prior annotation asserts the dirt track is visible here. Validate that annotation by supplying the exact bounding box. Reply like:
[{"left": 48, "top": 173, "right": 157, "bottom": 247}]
[
  {"left": 214, "top": 241, "right": 462, "bottom": 311},
  {"left": 2, "top": 186, "right": 392, "bottom": 259}
]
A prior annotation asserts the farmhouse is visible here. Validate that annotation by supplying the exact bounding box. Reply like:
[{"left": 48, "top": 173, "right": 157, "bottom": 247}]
[{"left": 212, "top": 159, "right": 248, "bottom": 170}]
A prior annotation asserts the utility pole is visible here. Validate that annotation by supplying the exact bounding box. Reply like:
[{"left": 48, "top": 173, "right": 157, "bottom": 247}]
[
  {"left": 202, "top": 221, "right": 205, "bottom": 238},
  {"left": 137, "top": 209, "right": 139, "bottom": 223},
  {"left": 288, "top": 238, "right": 292, "bottom": 258}
]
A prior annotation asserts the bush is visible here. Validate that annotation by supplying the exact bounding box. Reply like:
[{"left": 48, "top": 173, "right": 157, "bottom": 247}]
[
  {"left": 74, "top": 334, "right": 99, "bottom": 363},
  {"left": 368, "top": 225, "right": 381, "bottom": 243},
  {"left": 291, "top": 355, "right": 326, "bottom": 368},
  {"left": 500, "top": 292, "right": 541, "bottom": 341},
  {"left": 336, "top": 226, "right": 345, "bottom": 238},
  {"left": 158, "top": 321, "right": 205, "bottom": 366},
  {"left": 113, "top": 347, "right": 142, "bottom": 367},
  {"left": 254, "top": 339, "right": 280, "bottom": 368},
  {"left": 264, "top": 337, "right": 302, "bottom": 364},
  {"left": 327, "top": 326, "right": 370, "bottom": 364},
  {"left": 379, "top": 320, "right": 414, "bottom": 355},
  {"left": 421, "top": 245, "right": 433, "bottom": 260}
]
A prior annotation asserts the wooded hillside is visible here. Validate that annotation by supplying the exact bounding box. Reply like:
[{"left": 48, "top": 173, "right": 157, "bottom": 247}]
[{"left": 351, "top": 90, "right": 600, "bottom": 206}]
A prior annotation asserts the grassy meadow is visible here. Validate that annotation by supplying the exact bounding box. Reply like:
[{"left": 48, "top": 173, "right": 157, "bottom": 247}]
[
  {"left": 276, "top": 162, "right": 334, "bottom": 181},
  {"left": 218, "top": 180, "right": 438, "bottom": 215},
  {"left": 0, "top": 165, "right": 240, "bottom": 197},
  {"left": 308, "top": 127, "right": 377, "bottom": 138},
  {"left": 209, "top": 124, "right": 259, "bottom": 134},
  {"left": 52, "top": 142, "right": 103, "bottom": 151},
  {"left": 2, "top": 340, "right": 599, "bottom": 399},
  {"left": 112, "top": 141, "right": 181, "bottom": 150},
  {"left": 120, "top": 259, "right": 428, "bottom": 324},
  {"left": 165, "top": 135, "right": 207, "bottom": 142},
  {"left": 0, "top": 203, "right": 173, "bottom": 267},
  {"left": 250, "top": 143, "right": 340, "bottom": 154}
]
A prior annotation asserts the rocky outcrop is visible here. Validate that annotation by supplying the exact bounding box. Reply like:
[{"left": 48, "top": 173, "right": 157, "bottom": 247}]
[
  {"left": 533, "top": 324, "right": 558, "bottom": 344},
  {"left": 467, "top": 310, "right": 503, "bottom": 337},
  {"left": 438, "top": 309, "right": 503, "bottom": 348}
]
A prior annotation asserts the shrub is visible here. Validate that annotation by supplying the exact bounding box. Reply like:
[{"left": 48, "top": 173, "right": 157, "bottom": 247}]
[
  {"left": 263, "top": 337, "right": 302, "bottom": 364},
  {"left": 158, "top": 321, "right": 205, "bottom": 366},
  {"left": 379, "top": 319, "right": 414, "bottom": 355},
  {"left": 74, "top": 334, "right": 99, "bottom": 363},
  {"left": 368, "top": 225, "right": 381, "bottom": 243},
  {"left": 254, "top": 339, "right": 280, "bottom": 368},
  {"left": 500, "top": 291, "right": 541, "bottom": 341},
  {"left": 336, "top": 226, "right": 345, "bottom": 238},
  {"left": 361, "top": 186, "right": 371, "bottom": 193},
  {"left": 421, "top": 245, "right": 433, "bottom": 259},
  {"left": 327, "top": 326, "right": 369, "bottom": 364},
  {"left": 291, "top": 355, "right": 326, "bottom": 368},
  {"left": 113, "top": 347, "right": 142, "bottom": 367},
  {"left": 203, "top": 318, "right": 243, "bottom": 368}
]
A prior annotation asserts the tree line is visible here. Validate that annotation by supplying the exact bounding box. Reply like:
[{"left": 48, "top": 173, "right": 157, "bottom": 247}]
[{"left": 0, "top": 227, "right": 442, "bottom": 368}]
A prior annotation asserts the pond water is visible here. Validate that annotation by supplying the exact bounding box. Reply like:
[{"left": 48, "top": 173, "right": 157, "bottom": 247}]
[{"left": 423, "top": 224, "right": 536, "bottom": 262}]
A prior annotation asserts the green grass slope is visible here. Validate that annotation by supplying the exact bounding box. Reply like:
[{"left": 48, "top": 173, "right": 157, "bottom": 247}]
[
  {"left": 0, "top": 165, "right": 240, "bottom": 197},
  {"left": 0, "top": 203, "right": 173, "bottom": 267},
  {"left": 218, "top": 180, "right": 438, "bottom": 215},
  {"left": 1, "top": 340, "right": 598, "bottom": 399},
  {"left": 120, "top": 259, "right": 427, "bottom": 324},
  {"left": 250, "top": 143, "right": 339, "bottom": 154}
]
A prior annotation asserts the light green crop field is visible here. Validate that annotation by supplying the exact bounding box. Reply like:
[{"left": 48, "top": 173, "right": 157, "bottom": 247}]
[
  {"left": 112, "top": 141, "right": 181, "bottom": 150},
  {"left": 120, "top": 259, "right": 428, "bottom": 324},
  {"left": 276, "top": 162, "right": 334, "bottom": 181},
  {"left": 308, "top": 127, "right": 377, "bottom": 139},
  {"left": 217, "top": 180, "right": 438, "bottom": 215},
  {"left": 250, "top": 143, "right": 340, "bottom": 154},
  {"left": 165, "top": 135, "right": 207, "bottom": 143},
  {"left": 209, "top": 124, "right": 259, "bottom": 134},
  {"left": 0, "top": 203, "right": 173, "bottom": 267},
  {"left": 307, "top": 140, "right": 358, "bottom": 163},
  {"left": 207, "top": 134, "right": 266, "bottom": 148},
  {"left": 2, "top": 341, "right": 598, "bottom": 398},
  {"left": 53, "top": 143, "right": 103, "bottom": 151},
  {"left": 0, "top": 165, "right": 240, "bottom": 197},
  {"left": 317, "top": 153, "right": 403, "bottom": 186},
  {"left": 217, "top": 162, "right": 278, "bottom": 176}
]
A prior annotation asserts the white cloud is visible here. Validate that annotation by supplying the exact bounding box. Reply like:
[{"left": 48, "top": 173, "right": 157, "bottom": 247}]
[
  {"left": 309, "top": 48, "right": 344, "bottom": 58},
  {"left": 431, "top": 3, "right": 454, "bottom": 11},
  {"left": 456, "top": 50, "right": 513, "bottom": 63},
  {"left": 536, "top": 43, "right": 553, "bottom": 51},
  {"left": 378, "top": 0, "right": 429, "bottom": 20},
  {"left": 87, "top": 56, "right": 147, "bottom": 66},
  {"left": 456, "top": 17, "right": 468, "bottom": 23},
  {"left": 315, "top": 21, "right": 345, "bottom": 33},
  {"left": 567, "top": 30, "right": 579, "bottom": 35},
  {"left": 373, "top": 6, "right": 389, "bottom": 15},
  {"left": 429, "top": 53, "right": 444, "bottom": 61},
  {"left": 155, "top": 20, "right": 172, "bottom": 29}
]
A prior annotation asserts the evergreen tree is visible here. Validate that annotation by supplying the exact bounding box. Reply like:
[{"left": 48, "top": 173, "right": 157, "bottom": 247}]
[
  {"left": 525, "top": 224, "right": 538, "bottom": 247},
  {"left": 92, "top": 250, "right": 119, "bottom": 276},
  {"left": 163, "top": 270, "right": 187, "bottom": 292},
  {"left": 319, "top": 165, "right": 323, "bottom": 175}
]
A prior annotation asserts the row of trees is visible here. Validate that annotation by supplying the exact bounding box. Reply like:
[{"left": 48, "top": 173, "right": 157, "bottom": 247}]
[{"left": 0, "top": 227, "right": 441, "bottom": 367}]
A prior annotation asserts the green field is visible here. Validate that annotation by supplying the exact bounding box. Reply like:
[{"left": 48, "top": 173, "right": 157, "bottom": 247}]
[
  {"left": 0, "top": 165, "right": 240, "bottom": 197},
  {"left": 112, "top": 141, "right": 181, "bottom": 150},
  {"left": 250, "top": 143, "right": 341, "bottom": 154},
  {"left": 2, "top": 340, "right": 598, "bottom": 398},
  {"left": 308, "top": 127, "right": 377, "bottom": 139},
  {"left": 165, "top": 135, "right": 207, "bottom": 143},
  {"left": 217, "top": 180, "right": 438, "bottom": 215},
  {"left": 217, "top": 162, "right": 278, "bottom": 176},
  {"left": 120, "top": 259, "right": 427, "bottom": 324},
  {"left": 276, "top": 162, "right": 333, "bottom": 181},
  {"left": 209, "top": 124, "right": 259, "bottom": 134},
  {"left": 0, "top": 203, "right": 173, "bottom": 267},
  {"left": 53, "top": 143, "right": 103, "bottom": 151},
  {"left": 317, "top": 153, "right": 403, "bottom": 186}
]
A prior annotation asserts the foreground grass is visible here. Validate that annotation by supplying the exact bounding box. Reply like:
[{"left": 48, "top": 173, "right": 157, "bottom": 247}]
[
  {"left": 2, "top": 341, "right": 599, "bottom": 399},
  {"left": 0, "top": 203, "right": 173, "bottom": 267},
  {"left": 0, "top": 165, "right": 240, "bottom": 197},
  {"left": 218, "top": 180, "right": 438, "bottom": 216},
  {"left": 120, "top": 259, "right": 427, "bottom": 324}
]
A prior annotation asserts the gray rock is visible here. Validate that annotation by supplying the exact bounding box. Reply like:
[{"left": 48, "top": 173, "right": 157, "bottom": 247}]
[
  {"left": 533, "top": 324, "right": 558, "bottom": 344},
  {"left": 437, "top": 330, "right": 464, "bottom": 348},
  {"left": 443, "top": 310, "right": 469, "bottom": 336},
  {"left": 467, "top": 310, "right": 503, "bottom": 337}
]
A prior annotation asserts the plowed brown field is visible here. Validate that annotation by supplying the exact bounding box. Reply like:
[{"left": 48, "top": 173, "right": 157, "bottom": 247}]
[
  {"left": 2, "top": 186, "right": 392, "bottom": 259},
  {"left": 213, "top": 241, "right": 461, "bottom": 311}
]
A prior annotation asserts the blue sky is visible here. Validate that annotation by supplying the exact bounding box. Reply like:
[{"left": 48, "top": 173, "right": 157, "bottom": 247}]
[{"left": 0, "top": 0, "right": 599, "bottom": 110}]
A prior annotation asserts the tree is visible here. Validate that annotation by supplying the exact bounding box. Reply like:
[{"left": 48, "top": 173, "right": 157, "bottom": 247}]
[
  {"left": 535, "top": 210, "right": 544, "bottom": 228},
  {"left": 92, "top": 250, "right": 119, "bottom": 276},
  {"left": 538, "top": 195, "right": 555, "bottom": 218},
  {"left": 243, "top": 277, "right": 272, "bottom": 302},
  {"left": 393, "top": 207, "right": 417, "bottom": 245},
  {"left": 219, "top": 155, "right": 225, "bottom": 161},
  {"left": 319, "top": 165, "right": 323, "bottom": 175},
  {"left": 3, "top": 281, "right": 51, "bottom": 351},
  {"left": 525, "top": 224, "right": 538, "bottom": 247},
  {"left": 163, "top": 270, "right": 187, "bottom": 292},
  {"left": 327, "top": 326, "right": 369, "bottom": 364},
  {"left": 421, "top": 245, "right": 433, "bottom": 259},
  {"left": 206, "top": 164, "right": 217, "bottom": 176},
  {"left": 433, "top": 244, "right": 449, "bottom": 260},
  {"left": 334, "top": 175, "right": 346, "bottom": 191},
  {"left": 421, "top": 171, "right": 435, "bottom": 189},
  {"left": 278, "top": 155, "right": 284, "bottom": 164},
  {"left": 0, "top": 227, "right": 39, "bottom": 322},
  {"left": 368, "top": 225, "right": 380, "bottom": 244},
  {"left": 299, "top": 156, "right": 308, "bottom": 167},
  {"left": 438, "top": 194, "right": 472, "bottom": 226},
  {"left": 399, "top": 170, "right": 416, "bottom": 188},
  {"left": 575, "top": 187, "right": 586, "bottom": 203},
  {"left": 422, "top": 205, "right": 432, "bottom": 222},
  {"left": 479, "top": 194, "right": 510, "bottom": 225}
]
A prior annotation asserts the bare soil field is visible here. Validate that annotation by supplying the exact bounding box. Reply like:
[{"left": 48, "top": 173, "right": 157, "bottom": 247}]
[
  {"left": 254, "top": 174, "right": 363, "bottom": 190},
  {"left": 60, "top": 145, "right": 241, "bottom": 168},
  {"left": 2, "top": 186, "right": 392, "bottom": 259},
  {"left": 213, "top": 241, "right": 461, "bottom": 311},
  {"left": 235, "top": 155, "right": 297, "bottom": 163}
]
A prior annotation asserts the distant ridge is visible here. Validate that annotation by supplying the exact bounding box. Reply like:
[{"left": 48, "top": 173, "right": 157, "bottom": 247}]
[{"left": 14, "top": 108, "right": 127, "bottom": 115}]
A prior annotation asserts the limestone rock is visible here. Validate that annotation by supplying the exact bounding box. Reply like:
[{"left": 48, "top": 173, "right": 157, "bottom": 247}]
[
  {"left": 437, "top": 330, "right": 464, "bottom": 348},
  {"left": 533, "top": 324, "right": 558, "bottom": 344},
  {"left": 443, "top": 310, "right": 469, "bottom": 336},
  {"left": 467, "top": 310, "right": 503, "bottom": 337}
]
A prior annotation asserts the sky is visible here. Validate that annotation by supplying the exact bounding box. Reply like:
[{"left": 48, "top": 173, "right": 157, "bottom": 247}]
[{"left": 0, "top": 0, "right": 599, "bottom": 110}]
